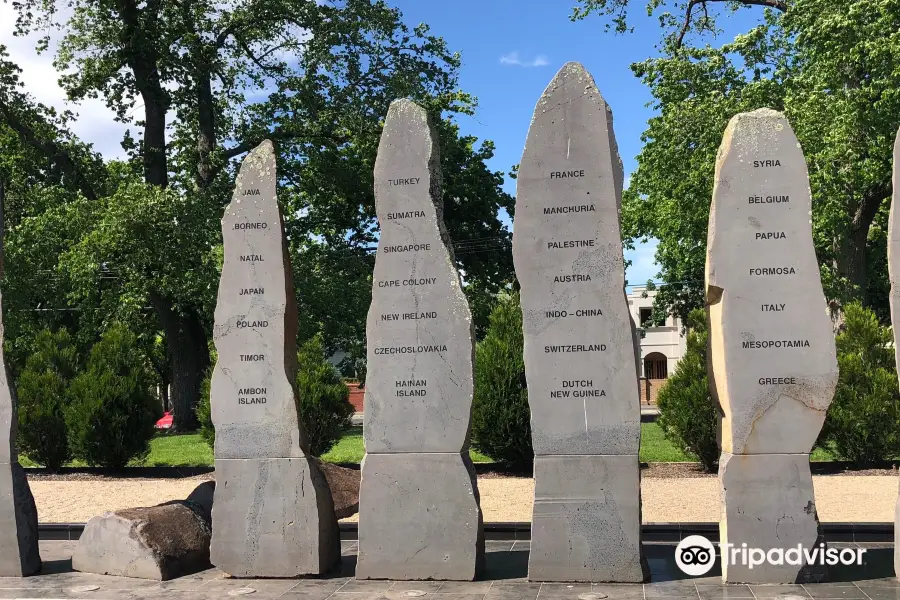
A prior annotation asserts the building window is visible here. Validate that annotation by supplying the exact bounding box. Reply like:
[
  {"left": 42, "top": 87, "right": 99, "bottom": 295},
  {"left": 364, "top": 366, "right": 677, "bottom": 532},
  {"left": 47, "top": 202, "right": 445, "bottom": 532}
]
[
  {"left": 639, "top": 307, "right": 653, "bottom": 327},
  {"left": 644, "top": 353, "right": 668, "bottom": 379}
]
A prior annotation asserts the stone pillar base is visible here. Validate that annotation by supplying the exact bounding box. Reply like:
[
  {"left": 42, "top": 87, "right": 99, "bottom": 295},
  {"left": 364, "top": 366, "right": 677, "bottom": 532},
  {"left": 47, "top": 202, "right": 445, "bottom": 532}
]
[
  {"left": 0, "top": 463, "right": 40, "bottom": 576},
  {"left": 211, "top": 457, "right": 339, "bottom": 577},
  {"left": 529, "top": 455, "right": 647, "bottom": 582},
  {"left": 357, "top": 452, "right": 484, "bottom": 580},
  {"left": 720, "top": 452, "right": 825, "bottom": 583}
]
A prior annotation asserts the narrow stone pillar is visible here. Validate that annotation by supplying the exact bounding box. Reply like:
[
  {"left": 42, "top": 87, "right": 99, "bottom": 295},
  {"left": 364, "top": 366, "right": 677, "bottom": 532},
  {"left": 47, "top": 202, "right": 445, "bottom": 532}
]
[
  {"left": 888, "top": 125, "right": 900, "bottom": 581},
  {"left": 356, "top": 99, "right": 484, "bottom": 581},
  {"left": 210, "top": 140, "right": 339, "bottom": 577},
  {"left": 513, "top": 61, "right": 647, "bottom": 583},
  {"left": 707, "top": 109, "right": 838, "bottom": 583}
]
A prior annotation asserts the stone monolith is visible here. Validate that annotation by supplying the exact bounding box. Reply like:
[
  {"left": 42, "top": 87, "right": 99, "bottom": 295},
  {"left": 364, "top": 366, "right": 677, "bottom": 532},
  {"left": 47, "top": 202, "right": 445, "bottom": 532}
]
[
  {"left": 707, "top": 109, "right": 838, "bottom": 583},
  {"left": 210, "top": 140, "right": 339, "bottom": 577},
  {"left": 356, "top": 99, "right": 484, "bottom": 581},
  {"left": 0, "top": 276, "right": 40, "bottom": 577},
  {"left": 513, "top": 62, "right": 647, "bottom": 583},
  {"left": 889, "top": 126, "right": 900, "bottom": 581}
]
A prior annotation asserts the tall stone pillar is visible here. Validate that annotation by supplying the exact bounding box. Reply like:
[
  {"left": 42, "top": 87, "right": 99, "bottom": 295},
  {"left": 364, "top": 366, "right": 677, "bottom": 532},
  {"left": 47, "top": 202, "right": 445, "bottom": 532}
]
[
  {"left": 513, "top": 62, "right": 647, "bottom": 583},
  {"left": 0, "top": 295, "right": 40, "bottom": 576},
  {"left": 707, "top": 109, "right": 838, "bottom": 583},
  {"left": 888, "top": 126, "right": 900, "bottom": 581},
  {"left": 210, "top": 140, "right": 339, "bottom": 577},
  {"left": 356, "top": 99, "right": 484, "bottom": 581}
]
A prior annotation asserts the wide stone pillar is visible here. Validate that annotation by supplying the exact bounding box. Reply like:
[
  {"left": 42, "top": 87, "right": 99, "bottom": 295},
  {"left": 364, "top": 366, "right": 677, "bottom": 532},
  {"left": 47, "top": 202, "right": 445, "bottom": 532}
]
[
  {"left": 889, "top": 126, "right": 900, "bottom": 581},
  {"left": 356, "top": 99, "right": 483, "bottom": 581},
  {"left": 513, "top": 62, "right": 647, "bottom": 583},
  {"left": 210, "top": 140, "right": 339, "bottom": 577},
  {"left": 707, "top": 109, "right": 838, "bottom": 583}
]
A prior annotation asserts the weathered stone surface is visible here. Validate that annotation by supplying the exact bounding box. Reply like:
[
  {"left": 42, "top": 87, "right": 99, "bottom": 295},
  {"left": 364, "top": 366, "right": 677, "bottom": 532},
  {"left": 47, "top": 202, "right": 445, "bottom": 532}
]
[
  {"left": 73, "top": 501, "right": 211, "bottom": 580},
  {"left": 890, "top": 126, "right": 900, "bottom": 582},
  {"left": 514, "top": 62, "right": 640, "bottom": 457},
  {"left": 513, "top": 62, "right": 644, "bottom": 583},
  {"left": 314, "top": 459, "right": 359, "bottom": 519},
  {"left": 363, "top": 99, "right": 476, "bottom": 455},
  {"left": 0, "top": 294, "right": 40, "bottom": 576},
  {"left": 212, "top": 139, "right": 307, "bottom": 460},
  {"left": 358, "top": 99, "right": 483, "bottom": 581},
  {"left": 707, "top": 109, "right": 838, "bottom": 456},
  {"left": 530, "top": 455, "right": 647, "bottom": 582},
  {"left": 356, "top": 453, "right": 483, "bottom": 581},
  {"left": 210, "top": 140, "right": 339, "bottom": 577},
  {"left": 211, "top": 457, "right": 340, "bottom": 578},
  {"left": 185, "top": 481, "right": 214, "bottom": 523},
  {"left": 719, "top": 452, "right": 824, "bottom": 584}
]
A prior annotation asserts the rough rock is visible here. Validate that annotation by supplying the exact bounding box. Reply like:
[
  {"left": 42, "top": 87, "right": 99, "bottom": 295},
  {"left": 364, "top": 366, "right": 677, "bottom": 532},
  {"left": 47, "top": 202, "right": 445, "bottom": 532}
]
[
  {"left": 719, "top": 452, "right": 824, "bottom": 583},
  {"left": 707, "top": 109, "right": 838, "bottom": 456},
  {"left": 185, "top": 481, "right": 214, "bottom": 523},
  {"left": 530, "top": 455, "right": 646, "bottom": 582},
  {"left": 212, "top": 457, "right": 339, "bottom": 578},
  {"left": 513, "top": 61, "right": 645, "bottom": 582},
  {"left": 210, "top": 140, "right": 339, "bottom": 577},
  {"left": 356, "top": 453, "right": 483, "bottom": 581},
  {"left": 314, "top": 460, "right": 359, "bottom": 519},
  {"left": 358, "top": 99, "right": 483, "bottom": 580},
  {"left": 73, "top": 501, "right": 211, "bottom": 580}
]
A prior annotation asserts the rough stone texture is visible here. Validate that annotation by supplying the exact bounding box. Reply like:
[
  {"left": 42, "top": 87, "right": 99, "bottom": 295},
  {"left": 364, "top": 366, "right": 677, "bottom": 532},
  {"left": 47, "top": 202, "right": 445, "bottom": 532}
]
[
  {"left": 719, "top": 453, "right": 824, "bottom": 584},
  {"left": 314, "top": 459, "right": 359, "bottom": 519},
  {"left": 0, "top": 295, "right": 40, "bottom": 577},
  {"left": 73, "top": 501, "right": 211, "bottom": 580},
  {"left": 707, "top": 109, "right": 838, "bottom": 456},
  {"left": 210, "top": 140, "right": 339, "bottom": 577},
  {"left": 212, "top": 457, "right": 339, "bottom": 578},
  {"left": 530, "top": 455, "right": 646, "bottom": 582},
  {"left": 708, "top": 109, "right": 836, "bottom": 584},
  {"left": 356, "top": 453, "right": 483, "bottom": 581},
  {"left": 513, "top": 62, "right": 644, "bottom": 582},
  {"left": 185, "top": 482, "right": 215, "bottom": 524},
  {"left": 358, "top": 99, "right": 483, "bottom": 580},
  {"left": 891, "top": 126, "right": 900, "bottom": 582}
]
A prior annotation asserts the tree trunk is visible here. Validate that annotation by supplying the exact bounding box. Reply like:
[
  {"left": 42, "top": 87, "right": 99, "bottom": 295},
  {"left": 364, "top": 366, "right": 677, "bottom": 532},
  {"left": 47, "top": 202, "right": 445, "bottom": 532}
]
[{"left": 149, "top": 293, "right": 210, "bottom": 431}]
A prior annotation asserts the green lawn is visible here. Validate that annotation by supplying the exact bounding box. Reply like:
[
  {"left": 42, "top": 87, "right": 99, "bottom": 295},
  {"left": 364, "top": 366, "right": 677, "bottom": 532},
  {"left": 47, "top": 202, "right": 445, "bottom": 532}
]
[{"left": 18, "top": 423, "right": 838, "bottom": 468}]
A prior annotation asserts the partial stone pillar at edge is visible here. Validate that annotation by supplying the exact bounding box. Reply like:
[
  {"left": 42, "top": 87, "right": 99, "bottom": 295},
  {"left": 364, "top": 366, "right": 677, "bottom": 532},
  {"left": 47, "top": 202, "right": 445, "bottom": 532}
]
[
  {"left": 513, "top": 62, "right": 646, "bottom": 583},
  {"left": 357, "top": 99, "right": 484, "bottom": 581},
  {"left": 210, "top": 140, "right": 339, "bottom": 577},
  {"left": 707, "top": 109, "right": 837, "bottom": 584},
  {"left": 888, "top": 125, "right": 900, "bottom": 582}
]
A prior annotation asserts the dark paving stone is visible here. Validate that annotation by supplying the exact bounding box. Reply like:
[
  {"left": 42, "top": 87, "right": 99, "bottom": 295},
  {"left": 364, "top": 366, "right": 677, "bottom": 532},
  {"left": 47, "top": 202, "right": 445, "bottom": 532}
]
[
  {"left": 802, "top": 584, "right": 867, "bottom": 599},
  {"left": 750, "top": 584, "right": 810, "bottom": 597},
  {"left": 485, "top": 542, "right": 514, "bottom": 553},
  {"left": 435, "top": 581, "right": 493, "bottom": 594},
  {"left": 856, "top": 587, "right": 900, "bottom": 600},
  {"left": 483, "top": 582, "right": 541, "bottom": 600},
  {"left": 389, "top": 581, "right": 445, "bottom": 592},
  {"left": 696, "top": 583, "right": 754, "bottom": 599},
  {"left": 537, "top": 582, "right": 592, "bottom": 598}
]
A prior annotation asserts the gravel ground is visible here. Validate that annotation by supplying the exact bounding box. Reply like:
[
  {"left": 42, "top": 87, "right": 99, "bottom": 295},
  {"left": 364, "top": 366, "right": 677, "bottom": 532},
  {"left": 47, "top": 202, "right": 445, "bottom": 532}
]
[{"left": 29, "top": 473, "right": 899, "bottom": 523}]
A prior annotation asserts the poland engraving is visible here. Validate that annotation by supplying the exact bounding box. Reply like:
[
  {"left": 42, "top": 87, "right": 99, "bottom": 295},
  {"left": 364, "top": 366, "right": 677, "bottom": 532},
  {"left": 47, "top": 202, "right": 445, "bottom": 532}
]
[
  {"left": 513, "top": 62, "right": 646, "bottom": 582},
  {"left": 357, "top": 99, "right": 483, "bottom": 581},
  {"left": 210, "top": 140, "right": 338, "bottom": 577}
]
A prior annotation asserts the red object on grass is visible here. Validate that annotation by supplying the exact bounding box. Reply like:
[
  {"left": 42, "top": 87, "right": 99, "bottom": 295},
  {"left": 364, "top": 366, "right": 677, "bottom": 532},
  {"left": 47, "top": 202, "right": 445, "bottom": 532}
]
[{"left": 155, "top": 411, "right": 173, "bottom": 429}]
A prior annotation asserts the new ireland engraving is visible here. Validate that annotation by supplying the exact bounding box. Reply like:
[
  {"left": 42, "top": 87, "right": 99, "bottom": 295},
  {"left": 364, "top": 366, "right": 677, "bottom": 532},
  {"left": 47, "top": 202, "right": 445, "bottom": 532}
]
[
  {"left": 888, "top": 126, "right": 900, "bottom": 581},
  {"left": 513, "top": 62, "right": 646, "bottom": 583},
  {"left": 357, "top": 99, "right": 484, "bottom": 581},
  {"left": 210, "top": 140, "right": 339, "bottom": 577},
  {"left": 707, "top": 109, "right": 838, "bottom": 583}
]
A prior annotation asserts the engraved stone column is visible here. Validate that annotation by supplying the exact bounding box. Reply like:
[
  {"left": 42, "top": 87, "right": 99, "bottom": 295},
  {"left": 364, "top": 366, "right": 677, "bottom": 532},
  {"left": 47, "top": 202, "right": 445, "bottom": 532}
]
[
  {"left": 210, "top": 140, "right": 339, "bottom": 577},
  {"left": 513, "top": 62, "right": 647, "bottom": 583},
  {"left": 356, "top": 99, "right": 484, "bottom": 581},
  {"left": 0, "top": 295, "right": 40, "bottom": 576},
  {"left": 707, "top": 109, "right": 838, "bottom": 583},
  {"left": 888, "top": 126, "right": 900, "bottom": 581}
]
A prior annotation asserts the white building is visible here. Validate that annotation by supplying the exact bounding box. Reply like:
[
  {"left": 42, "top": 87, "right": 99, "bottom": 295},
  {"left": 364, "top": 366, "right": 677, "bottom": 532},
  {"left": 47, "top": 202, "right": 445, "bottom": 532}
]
[{"left": 627, "top": 286, "right": 686, "bottom": 403}]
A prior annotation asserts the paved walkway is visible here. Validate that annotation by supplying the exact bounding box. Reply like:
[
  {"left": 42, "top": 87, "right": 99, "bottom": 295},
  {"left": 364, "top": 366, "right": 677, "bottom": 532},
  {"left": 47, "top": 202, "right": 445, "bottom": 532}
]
[
  {"left": 4, "top": 540, "right": 896, "bottom": 599},
  {"left": 30, "top": 476, "right": 897, "bottom": 523}
]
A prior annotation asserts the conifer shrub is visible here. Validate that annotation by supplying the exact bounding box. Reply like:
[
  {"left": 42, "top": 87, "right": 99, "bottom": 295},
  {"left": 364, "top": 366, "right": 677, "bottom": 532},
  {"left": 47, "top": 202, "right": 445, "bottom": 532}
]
[{"left": 296, "top": 335, "right": 354, "bottom": 456}]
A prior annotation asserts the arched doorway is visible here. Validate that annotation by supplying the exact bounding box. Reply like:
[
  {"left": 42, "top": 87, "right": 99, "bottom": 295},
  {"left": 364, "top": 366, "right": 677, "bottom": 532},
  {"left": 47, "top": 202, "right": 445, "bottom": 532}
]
[{"left": 643, "top": 352, "right": 668, "bottom": 380}]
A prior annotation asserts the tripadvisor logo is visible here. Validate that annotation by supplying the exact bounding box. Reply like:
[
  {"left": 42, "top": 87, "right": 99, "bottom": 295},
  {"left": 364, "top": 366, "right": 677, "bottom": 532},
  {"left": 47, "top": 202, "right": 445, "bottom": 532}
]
[{"left": 675, "top": 535, "right": 867, "bottom": 577}]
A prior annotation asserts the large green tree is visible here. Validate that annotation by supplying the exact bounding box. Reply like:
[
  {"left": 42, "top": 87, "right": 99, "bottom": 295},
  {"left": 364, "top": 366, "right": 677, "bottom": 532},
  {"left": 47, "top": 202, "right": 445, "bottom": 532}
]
[
  {"left": 4, "top": 1, "right": 513, "bottom": 427},
  {"left": 574, "top": 0, "right": 900, "bottom": 323}
]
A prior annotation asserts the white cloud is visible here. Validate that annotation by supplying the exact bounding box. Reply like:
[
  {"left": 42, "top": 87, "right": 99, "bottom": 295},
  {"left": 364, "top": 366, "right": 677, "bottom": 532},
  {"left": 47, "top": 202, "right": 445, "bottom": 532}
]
[
  {"left": 1, "top": 3, "right": 130, "bottom": 159},
  {"left": 499, "top": 51, "right": 549, "bottom": 68}
]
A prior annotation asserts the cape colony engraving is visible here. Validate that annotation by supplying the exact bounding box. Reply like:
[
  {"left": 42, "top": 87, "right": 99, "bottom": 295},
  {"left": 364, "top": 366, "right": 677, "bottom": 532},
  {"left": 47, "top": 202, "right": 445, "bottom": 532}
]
[
  {"left": 513, "top": 62, "right": 646, "bottom": 583},
  {"left": 356, "top": 99, "right": 483, "bottom": 581},
  {"left": 210, "top": 140, "right": 339, "bottom": 578}
]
